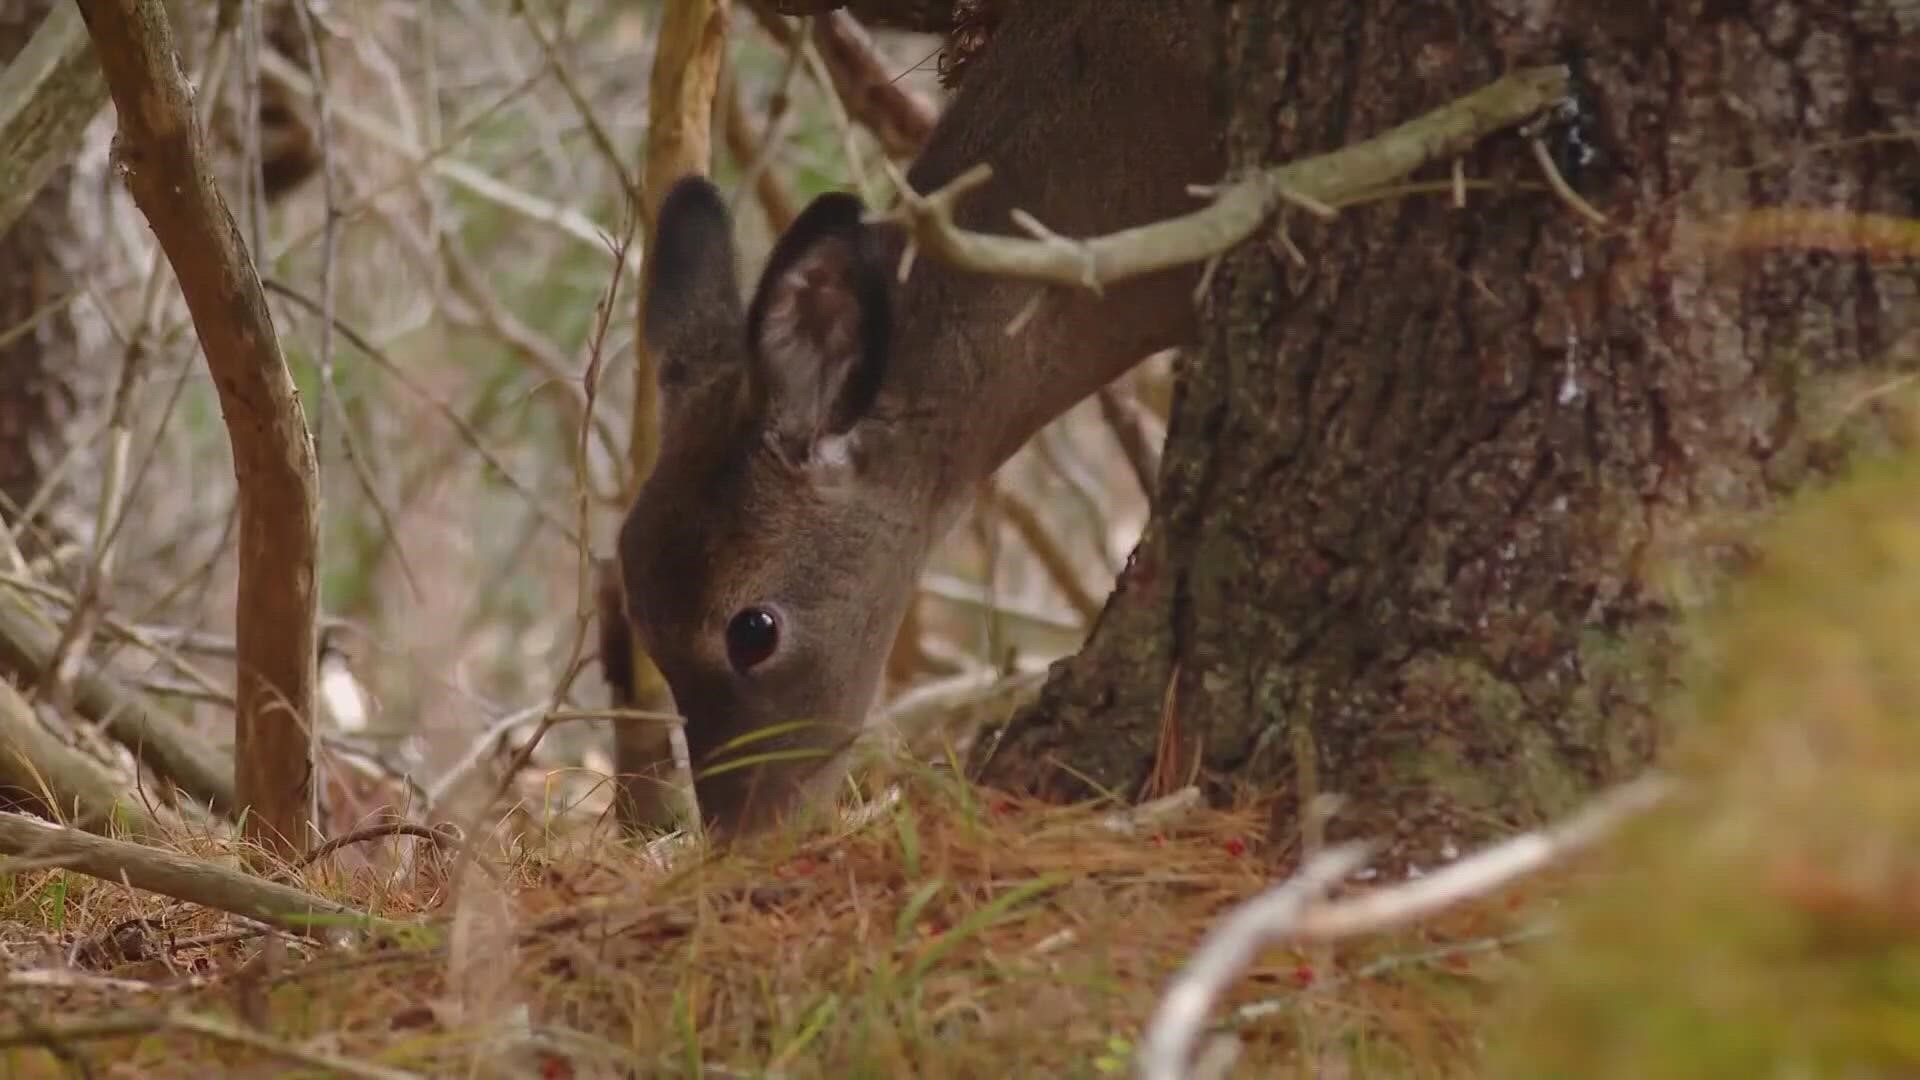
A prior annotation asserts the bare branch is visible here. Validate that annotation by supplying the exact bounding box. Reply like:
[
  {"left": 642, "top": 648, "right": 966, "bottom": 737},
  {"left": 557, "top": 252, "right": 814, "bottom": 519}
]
[
  {"left": 294, "top": 820, "right": 450, "bottom": 873},
  {"left": 0, "top": 812, "right": 402, "bottom": 941},
  {"left": 1136, "top": 775, "right": 1672, "bottom": 1080},
  {"left": 252, "top": 48, "right": 642, "bottom": 274},
  {"left": 877, "top": 666, "right": 1043, "bottom": 760},
  {"left": 1529, "top": 134, "right": 1611, "bottom": 227},
  {"left": 260, "top": 279, "right": 582, "bottom": 549},
  {"left": 77, "top": 0, "right": 322, "bottom": 859},
  {"left": 514, "top": 4, "right": 643, "bottom": 208},
  {"left": 1289, "top": 775, "right": 1673, "bottom": 941},
  {"left": 811, "top": 11, "right": 937, "bottom": 160},
  {"left": 883, "top": 66, "right": 1573, "bottom": 291},
  {"left": 1136, "top": 845, "right": 1373, "bottom": 1080}
]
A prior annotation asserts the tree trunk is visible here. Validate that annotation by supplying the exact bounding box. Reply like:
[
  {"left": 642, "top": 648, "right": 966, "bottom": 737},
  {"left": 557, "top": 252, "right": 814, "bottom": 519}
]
[{"left": 977, "top": 0, "right": 1920, "bottom": 871}]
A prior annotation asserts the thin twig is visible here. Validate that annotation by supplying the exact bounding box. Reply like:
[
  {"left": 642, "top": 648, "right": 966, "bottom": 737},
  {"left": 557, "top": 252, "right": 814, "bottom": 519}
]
[
  {"left": 440, "top": 216, "right": 641, "bottom": 880},
  {"left": 514, "top": 3, "right": 643, "bottom": 207},
  {"left": 260, "top": 278, "right": 581, "bottom": 548},
  {"left": 722, "top": 63, "right": 798, "bottom": 232},
  {"left": 1289, "top": 775, "right": 1672, "bottom": 941},
  {"left": 1135, "top": 774, "right": 1672, "bottom": 1079},
  {"left": 1030, "top": 425, "right": 1121, "bottom": 575},
  {"left": 733, "top": 6, "right": 812, "bottom": 227},
  {"left": 420, "top": 702, "right": 548, "bottom": 813},
  {"left": 1529, "top": 136, "right": 1610, "bottom": 227},
  {"left": 253, "top": 48, "right": 637, "bottom": 273},
  {"left": 294, "top": 821, "right": 449, "bottom": 872},
  {"left": 1136, "top": 845, "right": 1373, "bottom": 1080},
  {"left": 797, "top": 29, "right": 876, "bottom": 204}
]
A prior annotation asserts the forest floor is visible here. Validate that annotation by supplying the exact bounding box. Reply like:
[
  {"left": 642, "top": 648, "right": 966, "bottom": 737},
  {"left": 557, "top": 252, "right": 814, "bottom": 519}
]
[{"left": 0, "top": 769, "right": 1565, "bottom": 1079}]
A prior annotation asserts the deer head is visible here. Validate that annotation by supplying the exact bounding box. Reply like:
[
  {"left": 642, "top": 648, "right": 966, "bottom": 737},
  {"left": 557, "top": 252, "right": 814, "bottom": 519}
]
[
  {"left": 613, "top": 0, "right": 1219, "bottom": 839},
  {"left": 616, "top": 177, "right": 934, "bottom": 837}
]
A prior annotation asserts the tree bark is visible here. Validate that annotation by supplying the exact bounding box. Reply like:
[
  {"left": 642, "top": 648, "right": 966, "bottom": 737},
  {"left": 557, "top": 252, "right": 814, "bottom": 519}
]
[{"left": 977, "top": 0, "right": 1920, "bottom": 871}]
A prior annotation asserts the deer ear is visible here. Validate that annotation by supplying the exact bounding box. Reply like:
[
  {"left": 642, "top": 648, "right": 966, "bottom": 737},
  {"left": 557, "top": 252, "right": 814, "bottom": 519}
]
[
  {"left": 645, "top": 176, "right": 746, "bottom": 386},
  {"left": 745, "top": 191, "right": 892, "bottom": 463}
]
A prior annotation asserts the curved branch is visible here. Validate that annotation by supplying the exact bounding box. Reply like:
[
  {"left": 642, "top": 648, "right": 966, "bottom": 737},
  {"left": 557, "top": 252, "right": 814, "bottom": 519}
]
[
  {"left": 75, "top": 0, "right": 321, "bottom": 858},
  {"left": 882, "top": 65, "right": 1574, "bottom": 292},
  {"left": 1136, "top": 775, "right": 1671, "bottom": 1080}
]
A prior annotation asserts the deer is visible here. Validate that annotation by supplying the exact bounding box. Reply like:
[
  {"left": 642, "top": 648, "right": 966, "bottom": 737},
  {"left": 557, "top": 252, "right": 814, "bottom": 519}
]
[{"left": 605, "top": 0, "right": 1220, "bottom": 839}]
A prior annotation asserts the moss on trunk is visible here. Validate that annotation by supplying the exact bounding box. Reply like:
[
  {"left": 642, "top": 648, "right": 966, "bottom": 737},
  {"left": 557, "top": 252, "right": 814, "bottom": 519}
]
[{"left": 1490, "top": 438, "right": 1920, "bottom": 1078}]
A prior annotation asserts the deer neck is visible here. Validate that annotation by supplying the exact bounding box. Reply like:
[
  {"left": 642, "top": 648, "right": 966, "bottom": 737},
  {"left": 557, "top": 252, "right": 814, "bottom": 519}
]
[{"left": 862, "top": 0, "right": 1220, "bottom": 524}]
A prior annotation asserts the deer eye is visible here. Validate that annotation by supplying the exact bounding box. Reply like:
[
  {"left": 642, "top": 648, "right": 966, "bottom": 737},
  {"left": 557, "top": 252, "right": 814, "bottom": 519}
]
[{"left": 724, "top": 607, "right": 781, "bottom": 672}]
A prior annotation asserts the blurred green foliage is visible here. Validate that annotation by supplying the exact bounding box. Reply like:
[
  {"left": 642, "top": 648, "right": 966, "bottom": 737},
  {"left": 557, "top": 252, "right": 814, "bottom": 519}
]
[{"left": 1490, "top": 435, "right": 1920, "bottom": 1078}]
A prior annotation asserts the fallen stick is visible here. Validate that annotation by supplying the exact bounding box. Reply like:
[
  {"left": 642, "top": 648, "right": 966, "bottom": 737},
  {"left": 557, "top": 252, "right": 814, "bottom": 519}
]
[{"left": 0, "top": 812, "right": 407, "bottom": 942}]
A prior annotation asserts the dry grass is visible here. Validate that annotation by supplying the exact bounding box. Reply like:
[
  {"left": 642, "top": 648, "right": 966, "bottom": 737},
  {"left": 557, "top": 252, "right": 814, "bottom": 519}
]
[{"left": 0, "top": 768, "right": 1558, "bottom": 1078}]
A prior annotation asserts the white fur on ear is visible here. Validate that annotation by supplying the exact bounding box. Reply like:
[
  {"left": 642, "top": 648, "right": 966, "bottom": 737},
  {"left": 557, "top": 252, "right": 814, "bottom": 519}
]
[
  {"left": 756, "top": 242, "right": 866, "bottom": 457},
  {"left": 806, "top": 431, "right": 866, "bottom": 499},
  {"left": 746, "top": 190, "right": 890, "bottom": 463},
  {"left": 814, "top": 433, "right": 855, "bottom": 469}
]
